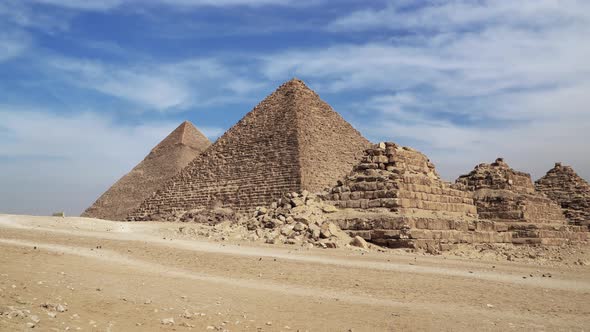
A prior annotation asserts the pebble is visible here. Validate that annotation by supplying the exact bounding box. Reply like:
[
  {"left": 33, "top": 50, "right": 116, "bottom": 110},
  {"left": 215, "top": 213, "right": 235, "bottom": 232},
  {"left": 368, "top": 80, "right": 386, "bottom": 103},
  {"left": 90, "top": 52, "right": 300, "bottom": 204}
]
[{"left": 161, "top": 318, "right": 175, "bottom": 325}]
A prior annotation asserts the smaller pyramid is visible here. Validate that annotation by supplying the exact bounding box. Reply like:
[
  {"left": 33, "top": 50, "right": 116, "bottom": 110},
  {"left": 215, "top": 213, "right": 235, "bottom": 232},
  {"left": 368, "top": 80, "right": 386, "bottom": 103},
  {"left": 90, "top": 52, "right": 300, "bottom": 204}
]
[
  {"left": 326, "top": 142, "right": 477, "bottom": 217},
  {"left": 455, "top": 158, "right": 566, "bottom": 224},
  {"left": 536, "top": 163, "right": 590, "bottom": 227},
  {"left": 82, "top": 121, "right": 211, "bottom": 221}
]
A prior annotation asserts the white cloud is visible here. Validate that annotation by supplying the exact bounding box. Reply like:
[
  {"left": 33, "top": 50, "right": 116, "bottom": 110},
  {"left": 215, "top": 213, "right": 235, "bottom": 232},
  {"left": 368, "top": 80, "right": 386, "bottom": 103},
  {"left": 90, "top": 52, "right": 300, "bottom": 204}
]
[
  {"left": 45, "top": 56, "right": 265, "bottom": 111},
  {"left": 328, "top": 0, "right": 590, "bottom": 32},
  {"left": 0, "top": 108, "right": 223, "bottom": 215}
]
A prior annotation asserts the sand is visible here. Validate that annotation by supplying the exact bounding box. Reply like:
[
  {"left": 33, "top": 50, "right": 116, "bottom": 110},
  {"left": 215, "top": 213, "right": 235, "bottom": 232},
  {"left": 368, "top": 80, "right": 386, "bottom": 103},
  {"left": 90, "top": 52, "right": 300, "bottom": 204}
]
[{"left": 1, "top": 214, "right": 589, "bottom": 331}]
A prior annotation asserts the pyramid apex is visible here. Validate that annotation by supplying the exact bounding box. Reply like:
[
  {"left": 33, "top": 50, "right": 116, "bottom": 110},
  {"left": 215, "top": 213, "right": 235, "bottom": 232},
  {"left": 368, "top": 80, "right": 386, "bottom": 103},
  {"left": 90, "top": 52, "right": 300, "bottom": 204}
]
[
  {"left": 276, "top": 78, "right": 312, "bottom": 92},
  {"left": 152, "top": 120, "right": 210, "bottom": 153}
]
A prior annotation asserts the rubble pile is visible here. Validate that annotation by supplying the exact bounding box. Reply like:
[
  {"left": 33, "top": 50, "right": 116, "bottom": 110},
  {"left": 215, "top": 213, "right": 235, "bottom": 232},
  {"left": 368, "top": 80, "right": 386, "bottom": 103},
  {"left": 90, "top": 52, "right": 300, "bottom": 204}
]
[{"left": 243, "top": 191, "right": 358, "bottom": 249}]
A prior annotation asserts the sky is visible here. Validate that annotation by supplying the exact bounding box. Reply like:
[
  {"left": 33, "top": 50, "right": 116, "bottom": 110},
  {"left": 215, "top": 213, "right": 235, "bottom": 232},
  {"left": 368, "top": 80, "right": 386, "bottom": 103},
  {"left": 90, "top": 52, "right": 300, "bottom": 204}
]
[{"left": 1, "top": 0, "right": 589, "bottom": 216}]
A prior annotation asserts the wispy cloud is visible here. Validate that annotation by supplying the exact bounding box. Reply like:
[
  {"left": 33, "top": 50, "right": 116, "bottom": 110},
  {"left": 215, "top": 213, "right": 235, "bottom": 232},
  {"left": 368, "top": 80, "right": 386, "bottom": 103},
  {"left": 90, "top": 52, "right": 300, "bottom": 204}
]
[
  {"left": 44, "top": 56, "right": 266, "bottom": 111},
  {"left": 328, "top": 0, "right": 590, "bottom": 32}
]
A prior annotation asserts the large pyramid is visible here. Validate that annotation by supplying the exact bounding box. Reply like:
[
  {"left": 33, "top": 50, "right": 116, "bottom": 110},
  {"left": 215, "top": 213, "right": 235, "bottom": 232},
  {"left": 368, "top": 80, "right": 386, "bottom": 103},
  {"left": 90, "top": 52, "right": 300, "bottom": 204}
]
[
  {"left": 82, "top": 121, "right": 211, "bottom": 221},
  {"left": 129, "top": 79, "right": 371, "bottom": 220},
  {"left": 536, "top": 162, "right": 590, "bottom": 227}
]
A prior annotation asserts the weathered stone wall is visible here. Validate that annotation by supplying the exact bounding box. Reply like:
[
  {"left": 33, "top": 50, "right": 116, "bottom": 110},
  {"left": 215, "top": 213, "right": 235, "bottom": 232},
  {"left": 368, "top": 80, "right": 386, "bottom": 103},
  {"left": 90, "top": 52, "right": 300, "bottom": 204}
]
[
  {"left": 325, "top": 142, "right": 477, "bottom": 216},
  {"left": 454, "top": 158, "right": 566, "bottom": 224},
  {"left": 128, "top": 79, "right": 370, "bottom": 220},
  {"left": 82, "top": 121, "right": 211, "bottom": 221},
  {"left": 295, "top": 92, "right": 370, "bottom": 192},
  {"left": 319, "top": 148, "right": 586, "bottom": 251},
  {"left": 129, "top": 87, "right": 302, "bottom": 219},
  {"left": 536, "top": 163, "right": 590, "bottom": 227}
]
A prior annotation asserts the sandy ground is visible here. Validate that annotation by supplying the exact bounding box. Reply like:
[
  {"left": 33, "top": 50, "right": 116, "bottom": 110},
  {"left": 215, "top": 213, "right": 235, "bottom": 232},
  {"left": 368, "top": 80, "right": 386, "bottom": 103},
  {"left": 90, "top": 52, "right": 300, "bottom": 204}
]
[{"left": 1, "top": 214, "right": 589, "bottom": 331}]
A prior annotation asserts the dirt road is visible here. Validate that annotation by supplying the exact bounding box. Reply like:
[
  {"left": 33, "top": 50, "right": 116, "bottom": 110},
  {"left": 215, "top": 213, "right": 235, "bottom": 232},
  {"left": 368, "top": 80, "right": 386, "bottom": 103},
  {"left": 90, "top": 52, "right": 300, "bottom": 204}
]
[{"left": 1, "top": 214, "right": 589, "bottom": 331}]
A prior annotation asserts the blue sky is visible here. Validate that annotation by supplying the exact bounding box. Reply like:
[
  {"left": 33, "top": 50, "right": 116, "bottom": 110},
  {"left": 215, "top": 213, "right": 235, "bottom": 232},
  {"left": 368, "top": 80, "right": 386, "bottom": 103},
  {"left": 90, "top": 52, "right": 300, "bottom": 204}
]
[{"left": 1, "top": 0, "right": 589, "bottom": 215}]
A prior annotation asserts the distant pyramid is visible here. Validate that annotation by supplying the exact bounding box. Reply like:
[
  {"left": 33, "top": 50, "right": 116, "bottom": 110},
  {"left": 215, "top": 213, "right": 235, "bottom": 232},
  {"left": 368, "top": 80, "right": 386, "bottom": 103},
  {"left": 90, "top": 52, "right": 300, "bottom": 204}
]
[
  {"left": 536, "top": 163, "right": 590, "bottom": 227},
  {"left": 82, "top": 121, "right": 211, "bottom": 221},
  {"left": 129, "top": 78, "right": 371, "bottom": 220}
]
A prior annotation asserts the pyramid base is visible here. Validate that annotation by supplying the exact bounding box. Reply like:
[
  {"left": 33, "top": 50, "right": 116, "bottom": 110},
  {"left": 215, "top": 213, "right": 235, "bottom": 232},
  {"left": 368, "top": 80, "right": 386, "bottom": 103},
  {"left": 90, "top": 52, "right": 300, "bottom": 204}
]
[{"left": 327, "top": 209, "right": 588, "bottom": 251}]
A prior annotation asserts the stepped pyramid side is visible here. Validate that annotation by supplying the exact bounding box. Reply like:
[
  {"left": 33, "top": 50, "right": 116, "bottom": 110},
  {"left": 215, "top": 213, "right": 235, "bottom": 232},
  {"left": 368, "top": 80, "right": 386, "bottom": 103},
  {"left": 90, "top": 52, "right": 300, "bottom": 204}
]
[
  {"left": 323, "top": 142, "right": 503, "bottom": 251},
  {"left": 535, "top": 163, "right": 590, "bottom": 227},
  {"left": 292, "top": 81, "right": 370, "bottom": 192},
  {"left": 326, "top": 142, "right": 477, "bottom": 216},
  {"left": 82, "top": 121, "right": 211, "bottom": 221},
  {"left": 129, "top": 79, "right": 370, "bottom": 220},
  {"left": 454, "top": 158, "right": 566, "bottom": 224},
  {"left": 320, "top": 147, "right": 586, "bottom": 251}
]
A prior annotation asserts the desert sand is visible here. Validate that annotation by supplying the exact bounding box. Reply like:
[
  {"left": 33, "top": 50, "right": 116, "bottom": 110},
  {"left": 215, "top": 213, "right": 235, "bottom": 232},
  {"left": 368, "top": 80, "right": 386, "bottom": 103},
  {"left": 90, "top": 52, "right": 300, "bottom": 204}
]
[{"left": 1, "top": 214, "right": 589, "bottom": 331}]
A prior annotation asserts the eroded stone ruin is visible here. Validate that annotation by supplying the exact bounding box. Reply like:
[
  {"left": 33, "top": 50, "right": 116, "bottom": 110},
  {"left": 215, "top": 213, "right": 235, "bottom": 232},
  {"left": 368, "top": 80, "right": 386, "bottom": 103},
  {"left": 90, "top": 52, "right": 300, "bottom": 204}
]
[
  {"left": 454, "top": 158, "right": 565, "bottom": 224},
  {"left": 536, "top": 163, "right": 590, "bottom": 228},
  {"left": 320, "top": 143, "right": 509, "bottom": 251},
  {"left": 128, "top": 79, "right": 370, "bottom": 220},
  {"left": 82, "top": 121, "right": 211, "bottom": 221},
  {"left": 454, "top": 159, "right": 587, "bottom": 245}
]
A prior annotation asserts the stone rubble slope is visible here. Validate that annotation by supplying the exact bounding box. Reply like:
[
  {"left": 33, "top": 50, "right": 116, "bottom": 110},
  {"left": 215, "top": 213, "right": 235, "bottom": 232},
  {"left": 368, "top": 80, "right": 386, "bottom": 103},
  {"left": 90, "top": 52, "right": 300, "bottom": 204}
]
[{"left": 171, "top": 191, "right": 370, "bottom": 250}]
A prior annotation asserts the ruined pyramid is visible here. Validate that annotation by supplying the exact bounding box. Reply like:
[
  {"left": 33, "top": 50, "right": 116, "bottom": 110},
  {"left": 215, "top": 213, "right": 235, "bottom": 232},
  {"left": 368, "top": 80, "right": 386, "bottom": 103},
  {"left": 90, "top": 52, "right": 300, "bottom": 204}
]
[
  {"left": 324, "top": 142, "right": 492, "bottom": 250},
  {"left": 326, "top": 142, "right": 477, "bottom": 216},
  {"left": 454, "top": 158, "right": 566, "bottom": 224},
  {"left": 536, "top": 163, "right": 590, "bottom": 227},
  {"left": 129, "top": 78, "right": 371, "bottom": 220},
  {"left": 82, "top": 121, "right": 211, "bottom": 221}
]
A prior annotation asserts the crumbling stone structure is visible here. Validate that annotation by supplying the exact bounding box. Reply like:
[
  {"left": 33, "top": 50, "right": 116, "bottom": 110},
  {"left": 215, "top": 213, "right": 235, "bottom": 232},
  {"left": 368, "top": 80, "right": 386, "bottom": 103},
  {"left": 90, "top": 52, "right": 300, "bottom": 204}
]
[
  {"left": 536, "top": 163, "right": 590, "bottom": 228},
  {"left": 318, "top": 147, "right": 586, "bottom": 251},
  {"left": 82, "top": 121, "right": 211, "bottom": 221},
  {"left": 128, "top": 79, "right": 370, "bottom": 220},
  {"left": 453, "top": 159, "right": 587, "bottom": 245},
  {"left": 454, "top": 158, "right": 566, "bottom": 224},
  {"left": 326, "top": 142, "right": 477, "bottom": 216},
  {"left": 321, "top": 143, "right": 511, "bottom": 251}
]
